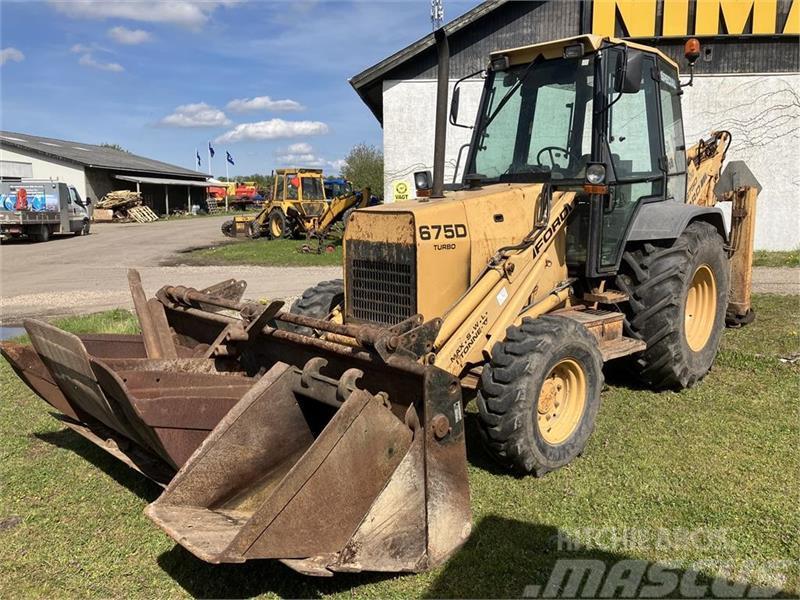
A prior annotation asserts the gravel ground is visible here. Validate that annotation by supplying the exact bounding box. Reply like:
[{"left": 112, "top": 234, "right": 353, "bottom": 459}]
[
  {"left": 0, "top": 218, "right": 339, "bottom": 323},
  {"left": 750, "top": 267, "right": 800, "bottom": 295},
  {"left": 0, "top": 217, "right": 796, "bottom": 323}
]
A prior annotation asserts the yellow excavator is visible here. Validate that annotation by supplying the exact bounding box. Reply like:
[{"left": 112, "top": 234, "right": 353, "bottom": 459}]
[
  {"left": 221, "top": 168, "right": 376, "bottom": 240},
  {"left": 2, "top": 32, "right": 759, "bottom": 576}
]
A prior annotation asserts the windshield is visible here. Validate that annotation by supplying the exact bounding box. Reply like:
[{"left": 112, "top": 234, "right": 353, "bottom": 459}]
[
  {"left": 469, "top": 55, "right": 595, "bottom": 183},
  {"left": 301, "top": 176, "right": 324, "bottom": 200}
]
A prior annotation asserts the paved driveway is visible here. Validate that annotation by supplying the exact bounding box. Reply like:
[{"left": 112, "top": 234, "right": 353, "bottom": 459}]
[
  {"left": 0, "top": 217, "right": 340, "bottom": 322},
  {"left": 0, "top": 216, "right": 796, "bottom": 323}
]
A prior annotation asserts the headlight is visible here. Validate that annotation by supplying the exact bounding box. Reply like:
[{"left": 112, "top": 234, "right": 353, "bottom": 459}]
[{"left": 586, "top": 164, "right": 606, "bottom": 185}]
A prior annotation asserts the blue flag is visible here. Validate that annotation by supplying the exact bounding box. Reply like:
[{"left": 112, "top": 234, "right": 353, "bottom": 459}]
[
  {"left": 226, "top": 151, "right": 235, "bottom": 165},
  {"left": 196, "top": 150, "right": 201, "bottom": 168},
  {"left": 208, "top": 142, "right": 215, "bottom": 158}
]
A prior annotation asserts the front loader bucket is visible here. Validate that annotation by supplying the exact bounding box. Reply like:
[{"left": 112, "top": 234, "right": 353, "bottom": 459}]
[
  {"left": 4, "top": 318, "right": 256, "bottom": 482},
  {"left": 146, "top": 360, "right": 472, "bottom": 575},
  {"left": 2, "top": 273, "right": 472, "bottom": 575}
]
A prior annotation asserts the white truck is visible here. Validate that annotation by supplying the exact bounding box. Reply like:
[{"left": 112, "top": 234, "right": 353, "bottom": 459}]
[{"left": 0, "top": 180, "right": 91, "bottom": 242}]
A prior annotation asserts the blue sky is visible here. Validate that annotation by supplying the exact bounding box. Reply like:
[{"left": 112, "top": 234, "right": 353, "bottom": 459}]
[{"left": 0, "top": 0, "right": 478, "bottom": 177}]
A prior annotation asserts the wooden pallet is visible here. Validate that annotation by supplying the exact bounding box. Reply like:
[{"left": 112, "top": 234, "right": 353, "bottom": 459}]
[
  {"left": 128, "top": 205, "right": 159, "bottom": 223},
  {"left": 206, "top": 197, "right": 223, "bottom": 215}
]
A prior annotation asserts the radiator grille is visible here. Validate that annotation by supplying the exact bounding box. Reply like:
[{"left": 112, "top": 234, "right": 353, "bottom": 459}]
[{"left": 347, "top": 241, "right": 416, "bottom": 326}]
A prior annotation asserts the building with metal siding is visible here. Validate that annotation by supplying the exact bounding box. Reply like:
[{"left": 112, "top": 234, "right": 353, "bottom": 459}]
[
  {"left": 0, "top": 131, "right": 213, "bottom": 215},
  {"left": 350, "top": 0, "right": 800, "bottom": 250}
]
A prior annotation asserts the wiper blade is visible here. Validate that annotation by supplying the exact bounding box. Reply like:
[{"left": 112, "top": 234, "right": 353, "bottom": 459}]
[{"left": 478, "top": 54, "right": 544, "bottom": 137}]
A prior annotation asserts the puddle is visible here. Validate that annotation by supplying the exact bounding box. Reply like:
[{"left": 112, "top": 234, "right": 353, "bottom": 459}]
[{"left": 0, "top": 326, "right": 26, "bottom": 341}]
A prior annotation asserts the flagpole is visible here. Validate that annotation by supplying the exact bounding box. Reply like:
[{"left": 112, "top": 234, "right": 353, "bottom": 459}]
[
  {"left": 207, "top": 143, "right": 212, "bottom": 176},
  {"left": 225, "top": 155, "right": 229, "bottom": 212}
]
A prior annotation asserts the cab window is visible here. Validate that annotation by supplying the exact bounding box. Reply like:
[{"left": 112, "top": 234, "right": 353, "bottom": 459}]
[
  {"left": 659, "top": 64, "right": 687, "bottom": 202},
  {"left": 301, "top": 176, "right": 324, "bottom": 200},
  {"left": 600, "top": 49, "right": 664, "bottom": 268},
  {"left": 286, "top": 174, "right": 299, "bottom": 200},
  {"left": 276, "top": 175, "right": 285, "bottom": 201}
]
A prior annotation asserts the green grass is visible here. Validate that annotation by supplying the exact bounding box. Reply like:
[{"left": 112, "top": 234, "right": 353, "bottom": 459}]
[
  {"left": 753, "top": 250, "right": 800, "bottom": 268},
  {"left": 1, "top": 296, "right": 798, "bottom": 598},
  {"left": 178, "top": 237, "right": 343, "bottom": 267}
]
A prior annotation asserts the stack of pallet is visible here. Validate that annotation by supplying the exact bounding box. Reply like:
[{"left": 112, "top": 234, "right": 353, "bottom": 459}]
[{"left": 94, "top": 191, "right": 159, "bottom": 223}]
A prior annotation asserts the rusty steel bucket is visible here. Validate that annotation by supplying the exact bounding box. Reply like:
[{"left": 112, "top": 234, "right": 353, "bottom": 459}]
[{"left": 0, "top": 271, "right": 472, "bottom": 575}]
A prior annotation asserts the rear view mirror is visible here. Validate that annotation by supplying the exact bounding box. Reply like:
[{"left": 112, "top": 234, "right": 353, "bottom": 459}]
[
  {"left": 449, "top": 86, "right": 460, "bottom": 125},
  {"left": 614, "top": 51, "right": 644, "bottom": 94}
]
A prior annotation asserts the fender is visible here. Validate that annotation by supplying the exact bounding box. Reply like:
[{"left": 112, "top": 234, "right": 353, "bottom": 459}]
[{"left": 627, "top": 200, "right": 728, "bottom": 244}]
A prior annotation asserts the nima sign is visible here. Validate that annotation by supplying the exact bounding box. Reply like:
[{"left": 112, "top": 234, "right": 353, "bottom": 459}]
[{"left": 592, "top": 0, "right": 799, "bottom": 37}]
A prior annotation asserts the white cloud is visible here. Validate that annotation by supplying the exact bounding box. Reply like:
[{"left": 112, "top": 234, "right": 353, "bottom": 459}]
[
  {"left": 275, "top": 143, "right": 343, "bottom": 170},
  {"left": 0, "top": 47, "right": 25, "bottom": 66},
  {"left": 328, "top": 158, "right": 346, "bottom": 171},
  {"left": 287, "top": 142, "right": 313, "bottom": 154},
  {"left": 50, "top": 0, "right": 238, "bottom": 29},
  {"left": 70, "top": 44, "right": 92, "bottom": 54},
  {"left": 226, "top": 95, "right": 303, "bottom": 113},
  {"left": 215, "top": 119, "right": 329, "bottom": 143},
  {"left": 108, "top": 26, "right": 152, "bottom": 45},
  {"left": 78, "top": 53, "right": 124, "bottom": 72},
  {"left": 158, "top": 102, "right": 231, "bottom": 127}
]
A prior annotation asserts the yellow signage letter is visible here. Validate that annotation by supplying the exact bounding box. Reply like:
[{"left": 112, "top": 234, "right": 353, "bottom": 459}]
[
  {"left": 695, "top": 0, "right": 777, "bottom": 35},
  {"left": 592, "top": 0, "right": 657, "bottom": 36}
]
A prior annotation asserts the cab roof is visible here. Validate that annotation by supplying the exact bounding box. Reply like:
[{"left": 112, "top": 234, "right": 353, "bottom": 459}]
[
  {"left": 490, "top": 34, "right": 679, "bottom": 71},
  {"left": 275, "top": 168, "right": 324, "bottom": 175}
]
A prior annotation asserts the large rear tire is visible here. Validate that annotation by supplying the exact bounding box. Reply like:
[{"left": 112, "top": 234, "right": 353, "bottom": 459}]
[
  {"left": 476, "top": 315, "right": 604, "bottom": 476},
  {"left": 267, "top": 209, "right": 291, "bottom": 240},
  {"left": 615, "top": 221, "right": 729, "bottom": 389},
  {"left": 284, "top": 279, "right": 344, "bottom": 336}
]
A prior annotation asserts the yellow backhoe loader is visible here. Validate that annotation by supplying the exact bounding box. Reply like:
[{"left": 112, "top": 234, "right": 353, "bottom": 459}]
[
  {"left": 2, "top": 32, "right": 759, "bottom": 576},
  {"left": 221, "top": 168, "right": 375, "bottom": 240}
]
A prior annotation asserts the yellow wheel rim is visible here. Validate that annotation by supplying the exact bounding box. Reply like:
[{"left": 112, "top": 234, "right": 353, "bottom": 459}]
[
  {"left": 270, "top": 216, "right": 282, "bottom": 238},
  {"left": 537, "top": 358, "right": 587, "bottom": 445},
  {"left": 685, "top": 264, "right": 717, "bottom": 352}
]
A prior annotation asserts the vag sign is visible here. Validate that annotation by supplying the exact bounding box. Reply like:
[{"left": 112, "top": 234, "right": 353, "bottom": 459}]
[{"left": 592, "top": 0, "right": 798, "bottom": 37}]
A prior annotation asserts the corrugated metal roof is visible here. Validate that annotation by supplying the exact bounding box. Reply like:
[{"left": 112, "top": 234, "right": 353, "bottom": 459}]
[
  {"left": 115, "top": 175, "right": 217, "bottom": 187},
  {"left": 0, "top": 130, "right": 208, "bottom": 179}
]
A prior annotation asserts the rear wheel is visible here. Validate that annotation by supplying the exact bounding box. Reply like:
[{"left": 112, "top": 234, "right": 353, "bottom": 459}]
[
  {"left": 31, "top": 225, "right": 50, "bottom": 243},
  {"left": 283, "top": 279, "right": 344, "bottom": 336},
  {"left": 221, "top": 219, "right": 234, "bottom": 237},
  {"left": 267, "top": 209, "right": 290, "bottom": 239},
  {"left": 476, "top": 316, "right": 603, "bottom": 476},
  {"left": 615, "top": 221, "right": 729, "bottom": 389}
]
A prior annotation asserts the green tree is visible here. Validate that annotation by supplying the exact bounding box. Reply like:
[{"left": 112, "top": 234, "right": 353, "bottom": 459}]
[
  {"left": 342, "top": 143, "right": 383, "bottom": 198},
  {"left": 99, "top": 143, "right": 130, "bottom": 153}
]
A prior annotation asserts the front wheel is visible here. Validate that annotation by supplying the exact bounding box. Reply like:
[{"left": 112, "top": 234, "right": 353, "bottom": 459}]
[
  {"left": 282, "top": 279, "right": 344, "bottom": 336},
  {"left": 74, "top": 220, "right": 90, "bottom": 236},
  {"left": 615, "top": 221, "right": 729, "bottom": 389},
  {"left": 477, "top": 315, "right": 604, "bottom": 476}
]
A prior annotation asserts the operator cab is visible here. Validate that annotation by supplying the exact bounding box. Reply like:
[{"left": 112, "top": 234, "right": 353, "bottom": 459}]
[
  {"left": 460, "top": 35, "right": 687, "bottom": 276},
  {"left": 274, "top": 168, "right": 327, "bottom": 202}
]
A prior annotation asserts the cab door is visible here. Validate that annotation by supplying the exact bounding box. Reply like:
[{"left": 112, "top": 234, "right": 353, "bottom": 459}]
[{"left": 588, "top": 49, "right": 666, "bottom": 275}]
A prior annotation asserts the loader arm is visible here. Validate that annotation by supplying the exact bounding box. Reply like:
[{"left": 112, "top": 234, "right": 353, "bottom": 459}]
[
  {"left": 314, "top": 188, "right": 372, "bottom": 237},
  {"left": 434, "top": 189, "right": 576, "bottom": 375}
]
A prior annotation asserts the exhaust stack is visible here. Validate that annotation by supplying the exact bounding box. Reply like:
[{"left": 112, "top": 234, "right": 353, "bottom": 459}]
[{"left": 431, "top": 28, "right": 449, "bottom": 199}]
